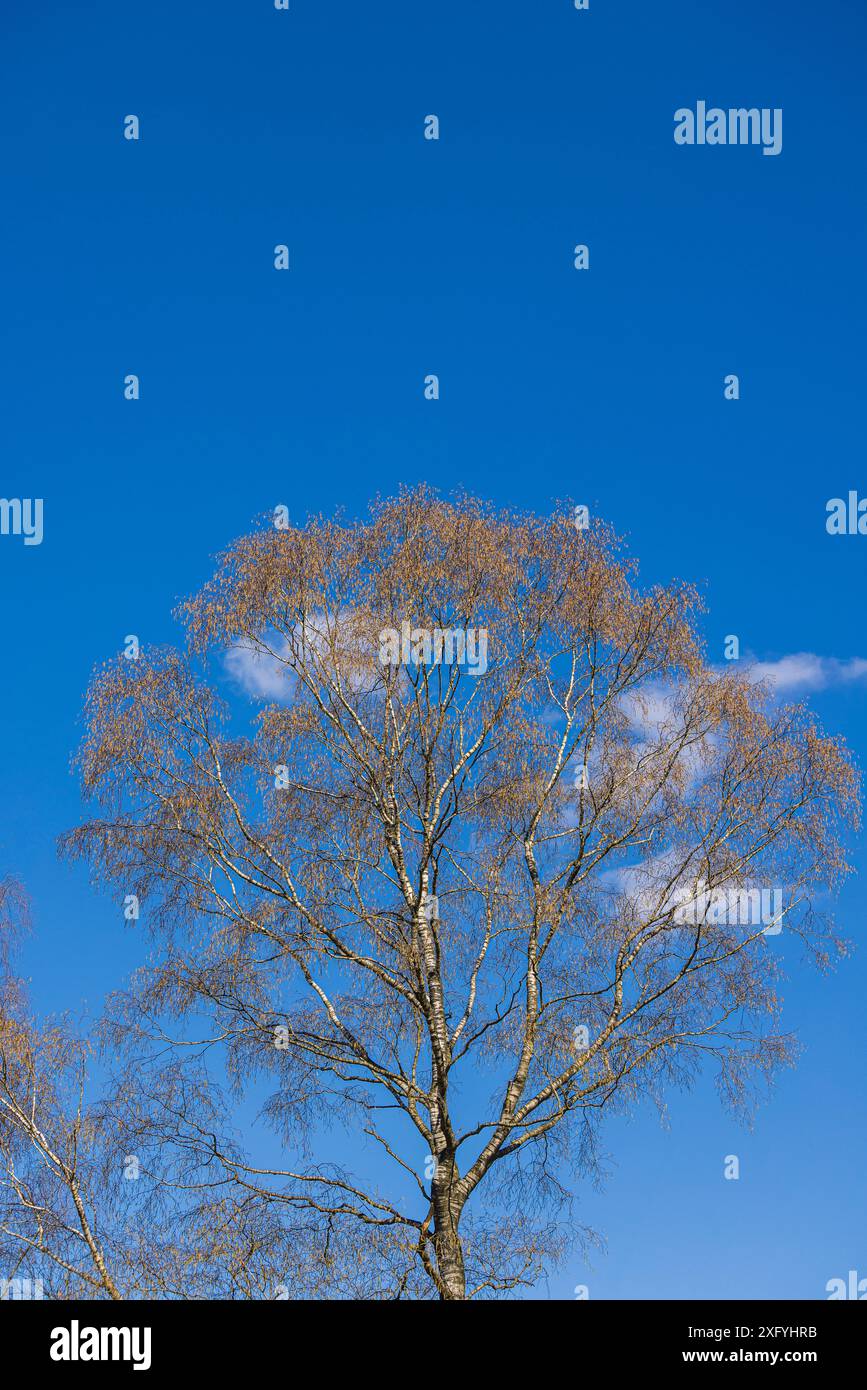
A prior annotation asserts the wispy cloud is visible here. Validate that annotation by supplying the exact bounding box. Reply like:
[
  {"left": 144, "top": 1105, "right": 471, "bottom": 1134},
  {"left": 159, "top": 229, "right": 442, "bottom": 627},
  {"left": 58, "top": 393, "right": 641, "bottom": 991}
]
[
  {"left": 615, "top": 653, "right": 867, "bottom": 787},
  {"left": 620, "top": 683, "right": 680, "bottom": 734},
  {"left": 224, "top": 640, "right": 294, "bottom": 701},
  {"left": 621, "top": 656, "right": 867, "bottom": 734},
  {"left": 745, "top": 653, "right": 867, "bottom": 694},
  {"left": 226, "top": 639, "right": 867, "bottom": 709},
  {"left": 223, "top": 612, "right": 382, "bottom": 702}
]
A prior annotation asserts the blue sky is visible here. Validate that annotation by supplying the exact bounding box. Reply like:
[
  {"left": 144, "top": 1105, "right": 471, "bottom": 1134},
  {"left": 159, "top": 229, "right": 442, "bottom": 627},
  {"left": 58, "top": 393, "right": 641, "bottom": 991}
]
[{"left": 1, "top": 0, "right": 866, "bottom": 1298}]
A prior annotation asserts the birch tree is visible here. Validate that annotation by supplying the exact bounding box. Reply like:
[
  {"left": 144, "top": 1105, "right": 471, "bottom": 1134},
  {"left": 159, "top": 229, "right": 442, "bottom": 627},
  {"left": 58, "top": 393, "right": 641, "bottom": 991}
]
[{"left": 52, "top": 489, "right": 858, "bottom": 1299}]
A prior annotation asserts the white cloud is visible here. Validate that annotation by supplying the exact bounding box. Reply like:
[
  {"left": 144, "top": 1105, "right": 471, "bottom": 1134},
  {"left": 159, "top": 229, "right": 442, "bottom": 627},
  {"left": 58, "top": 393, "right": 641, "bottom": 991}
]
[
  {"left": 224, "top": 640, "right": 294, "bottom": 701},
  {"left": 620, "top": 683, "right": 680, "bottom": 735},
  {"left": 226, "top": 638, "right": 867, "bottom": 709},
  {"left": 223, "top": 612, "right": 382, "bottom": 702},
  {"left": 621, "top": 656, "right": 867, "bottom": 731},
  {"left": 745, "top": 653, "right": 867, "bottom": 694}
]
